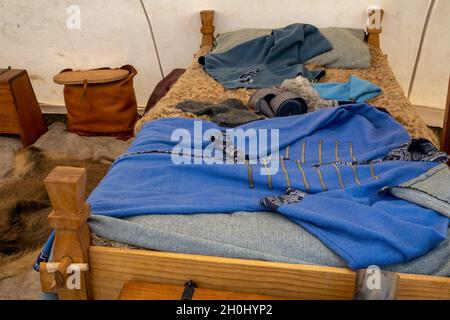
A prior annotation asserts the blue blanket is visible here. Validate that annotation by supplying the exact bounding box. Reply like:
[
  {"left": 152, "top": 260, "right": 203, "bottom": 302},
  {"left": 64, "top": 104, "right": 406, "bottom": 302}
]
[
  {"left": 85, "top": 104, "right": 448, "bottom": 269},
  {"left": 200, "top": 23, "right": 332, "bottom": 89},
  {"left": 313, "top": 75, "right": 382, "bottom": 102}
]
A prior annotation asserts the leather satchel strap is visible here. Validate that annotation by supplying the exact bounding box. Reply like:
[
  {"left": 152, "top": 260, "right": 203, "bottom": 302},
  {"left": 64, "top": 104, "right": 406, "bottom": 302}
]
[
  {"left": 78, "top": 79, "right": 93, "bottom": 114},
  {"left": 120, "top": 65, "right": 137, "bottom": 79}
]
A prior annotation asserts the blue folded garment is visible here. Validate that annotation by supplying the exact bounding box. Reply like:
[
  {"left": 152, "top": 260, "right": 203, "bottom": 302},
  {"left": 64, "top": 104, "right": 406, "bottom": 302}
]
[
  {"left": 37, "top": 104, "right": 449, "bottom": 270},
  {"left": 312, "top": 75, "right": 382, "bottom": 102},
  {"left": 200, "top": 23, "right": 332, "bottom": 89},
  {"left": 85, "top": 104, "right": 448, "bottom": 269}
]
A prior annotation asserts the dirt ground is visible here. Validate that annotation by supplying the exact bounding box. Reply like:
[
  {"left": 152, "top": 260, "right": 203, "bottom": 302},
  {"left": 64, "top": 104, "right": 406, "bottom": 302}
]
[
  {"left": 0, "top": 250, "right": 42, "bottom": 300},
  {"left": 0, "top": 122, "right": 130, "bottom": 300}
]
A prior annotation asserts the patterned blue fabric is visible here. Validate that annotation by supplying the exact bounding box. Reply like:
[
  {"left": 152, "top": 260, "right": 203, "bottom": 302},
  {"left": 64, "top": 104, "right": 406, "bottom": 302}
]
[{"left": 83, "top": 103, "right": 448, "bottom": 269}]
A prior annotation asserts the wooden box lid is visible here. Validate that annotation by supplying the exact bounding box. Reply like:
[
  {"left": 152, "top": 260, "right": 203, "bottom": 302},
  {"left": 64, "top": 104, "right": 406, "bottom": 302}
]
[
  {"left": 53, "top": 69, "right": 129, "bottom": 85},
  {"left": 0, "top": 69, "right": 25, "bottom": 83}
]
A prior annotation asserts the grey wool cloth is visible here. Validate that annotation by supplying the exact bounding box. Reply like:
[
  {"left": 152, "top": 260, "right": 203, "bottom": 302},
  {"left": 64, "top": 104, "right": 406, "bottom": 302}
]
[
  {"left": 89, "top": 211, "right": 450, "bottom": 277},
  {"left": 176, "top": 99, "right": 263, "bottom": 127},
  {"left": 306, "top": 27, "right": 370, "bottom": 69},
  {"left": 212, "top": 27, "right": 370, "bottom": 69},
  {"left": 212, "top": 28, "right": 272, "bottom": 54}
]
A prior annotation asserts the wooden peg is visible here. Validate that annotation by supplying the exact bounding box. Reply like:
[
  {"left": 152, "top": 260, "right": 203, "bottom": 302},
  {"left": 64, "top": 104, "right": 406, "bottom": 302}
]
[{"left": 55, "top": 256, "right": 73, "bottom": 288}]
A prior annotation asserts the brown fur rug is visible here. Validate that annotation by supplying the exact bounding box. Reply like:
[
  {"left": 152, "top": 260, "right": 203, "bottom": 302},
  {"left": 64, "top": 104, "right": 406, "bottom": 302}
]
[{"left": 0, "top": 147, "right": 109, "bottom": 264}]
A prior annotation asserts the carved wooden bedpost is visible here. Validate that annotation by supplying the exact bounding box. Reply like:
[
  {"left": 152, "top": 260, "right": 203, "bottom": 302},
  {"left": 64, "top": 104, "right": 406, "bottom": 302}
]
[
  {"left": 367, "top": 6, "right": 384, "bottom": 48},
  {"left": 42, "top": 166, "right": 92, "bottom": 299},
  {"left": 200, "top": 10, "right": 215, "bottom": 48}
]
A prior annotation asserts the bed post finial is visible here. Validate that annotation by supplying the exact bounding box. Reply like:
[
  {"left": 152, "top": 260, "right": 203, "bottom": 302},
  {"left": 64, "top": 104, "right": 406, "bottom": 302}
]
[
  {"left": 43, "top": 166, "right": 92, "bottom": 300},
  {"left": 366, "top": 5, "right": 384, "bottom": 48},
  {"left": 200, "top": 10, "right": 215, "bottom": 48}
]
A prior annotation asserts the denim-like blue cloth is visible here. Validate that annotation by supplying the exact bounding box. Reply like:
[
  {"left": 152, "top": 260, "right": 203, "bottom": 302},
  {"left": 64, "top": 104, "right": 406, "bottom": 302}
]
[
  {"left": 88, "top": 212, "right": 450, "bottom": 277},
  {"left": 384, "top": 164, "right": 450, "bottom": 218},
  {"left": 84, "top": 103, "right": 448, "bottom": 269},
  {"left": 312, "top": 75, "right": 381, "bottom": 102},
  {"left": 200, "top": 23, "right": 332, "bottom": 89}
]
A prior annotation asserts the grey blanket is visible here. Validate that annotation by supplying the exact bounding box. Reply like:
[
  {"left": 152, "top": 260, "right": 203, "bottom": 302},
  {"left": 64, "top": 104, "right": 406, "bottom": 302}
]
[
  {"left": 212, "top": 27, "right": 370, "bottom": 69},
  {"left": 89, "top": 211, "right": 450, "bottom": 276}
]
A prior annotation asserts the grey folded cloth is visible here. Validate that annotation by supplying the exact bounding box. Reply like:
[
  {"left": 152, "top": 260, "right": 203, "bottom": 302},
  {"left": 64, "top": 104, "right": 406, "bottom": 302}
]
[
  {"left": 89, "top": 212, "right": 450, "bottom": 277},
  {"left": 249, "top": 88, "right": 308, "bottom": 118},
  {"left": 176, "top": 99, "right": 263, "bottom": 127}
]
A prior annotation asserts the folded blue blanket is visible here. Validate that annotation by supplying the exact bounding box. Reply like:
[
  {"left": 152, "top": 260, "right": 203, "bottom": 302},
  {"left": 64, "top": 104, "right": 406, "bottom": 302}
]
[
  {"left": 89, "top": 212, "right": 450, "bottom": 277},
  {"left": 200, "top": 23, "right": 332, "bottom": 89},
  {"left": 85, "top": 104, "right": 448, "bottom": 269}
]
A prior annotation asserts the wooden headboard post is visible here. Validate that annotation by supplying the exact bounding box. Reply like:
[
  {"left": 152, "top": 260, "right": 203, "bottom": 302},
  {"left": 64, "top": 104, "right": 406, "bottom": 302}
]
[
  {"left": 200, "top": 10, "right": 215, "bottom": 48},
  {"left": 367, "top": 6, "right": 384, "bottom": 48}
]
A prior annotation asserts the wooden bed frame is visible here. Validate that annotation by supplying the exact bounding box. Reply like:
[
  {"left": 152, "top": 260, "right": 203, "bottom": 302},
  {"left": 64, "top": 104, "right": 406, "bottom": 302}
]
[{"left": 38, "top": 9, "right": 450, "bottom": 300}]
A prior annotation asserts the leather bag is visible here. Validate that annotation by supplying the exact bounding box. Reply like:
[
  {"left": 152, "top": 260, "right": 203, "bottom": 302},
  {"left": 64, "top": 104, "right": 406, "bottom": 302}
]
[{"left": 54, "top": 65, "right": 139, "bottom": 137}]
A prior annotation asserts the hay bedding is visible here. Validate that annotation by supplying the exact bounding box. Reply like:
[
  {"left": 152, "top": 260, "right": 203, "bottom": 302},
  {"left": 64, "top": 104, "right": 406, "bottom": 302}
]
[{"left": 137, "top": 46, "right": 438, "bottom": 146}]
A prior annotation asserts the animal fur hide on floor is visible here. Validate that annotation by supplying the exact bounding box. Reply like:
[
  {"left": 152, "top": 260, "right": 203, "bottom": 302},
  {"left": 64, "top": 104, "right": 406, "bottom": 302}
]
[{"left": 0, "top": 147, "right": 109, "bottom": 262}]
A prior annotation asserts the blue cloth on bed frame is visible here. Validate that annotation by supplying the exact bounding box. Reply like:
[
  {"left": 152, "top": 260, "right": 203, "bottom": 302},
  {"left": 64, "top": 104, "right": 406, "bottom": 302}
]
[{"left": 83, "top": 103, "right": 448, "bottom": 269}]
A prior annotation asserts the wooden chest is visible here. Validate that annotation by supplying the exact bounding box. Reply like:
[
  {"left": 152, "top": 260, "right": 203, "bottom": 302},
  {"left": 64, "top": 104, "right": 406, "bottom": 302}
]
[{"left": 0, "top": 68, "right": 47, "bottom": 146}]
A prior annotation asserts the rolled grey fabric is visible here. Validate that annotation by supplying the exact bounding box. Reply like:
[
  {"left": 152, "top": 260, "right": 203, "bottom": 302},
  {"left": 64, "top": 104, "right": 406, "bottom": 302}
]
[
  {"left": 249, "top": 88, "right": 308, "bottom": 118},
  {"left": 269, "top": 91, "right": 308, "bottom": 116},
  {"left": 249, "top": 88, "right": 280, "bottom": 117},
  {"left": 257, "top": 99, "right": 276, "bottom": 118}
]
